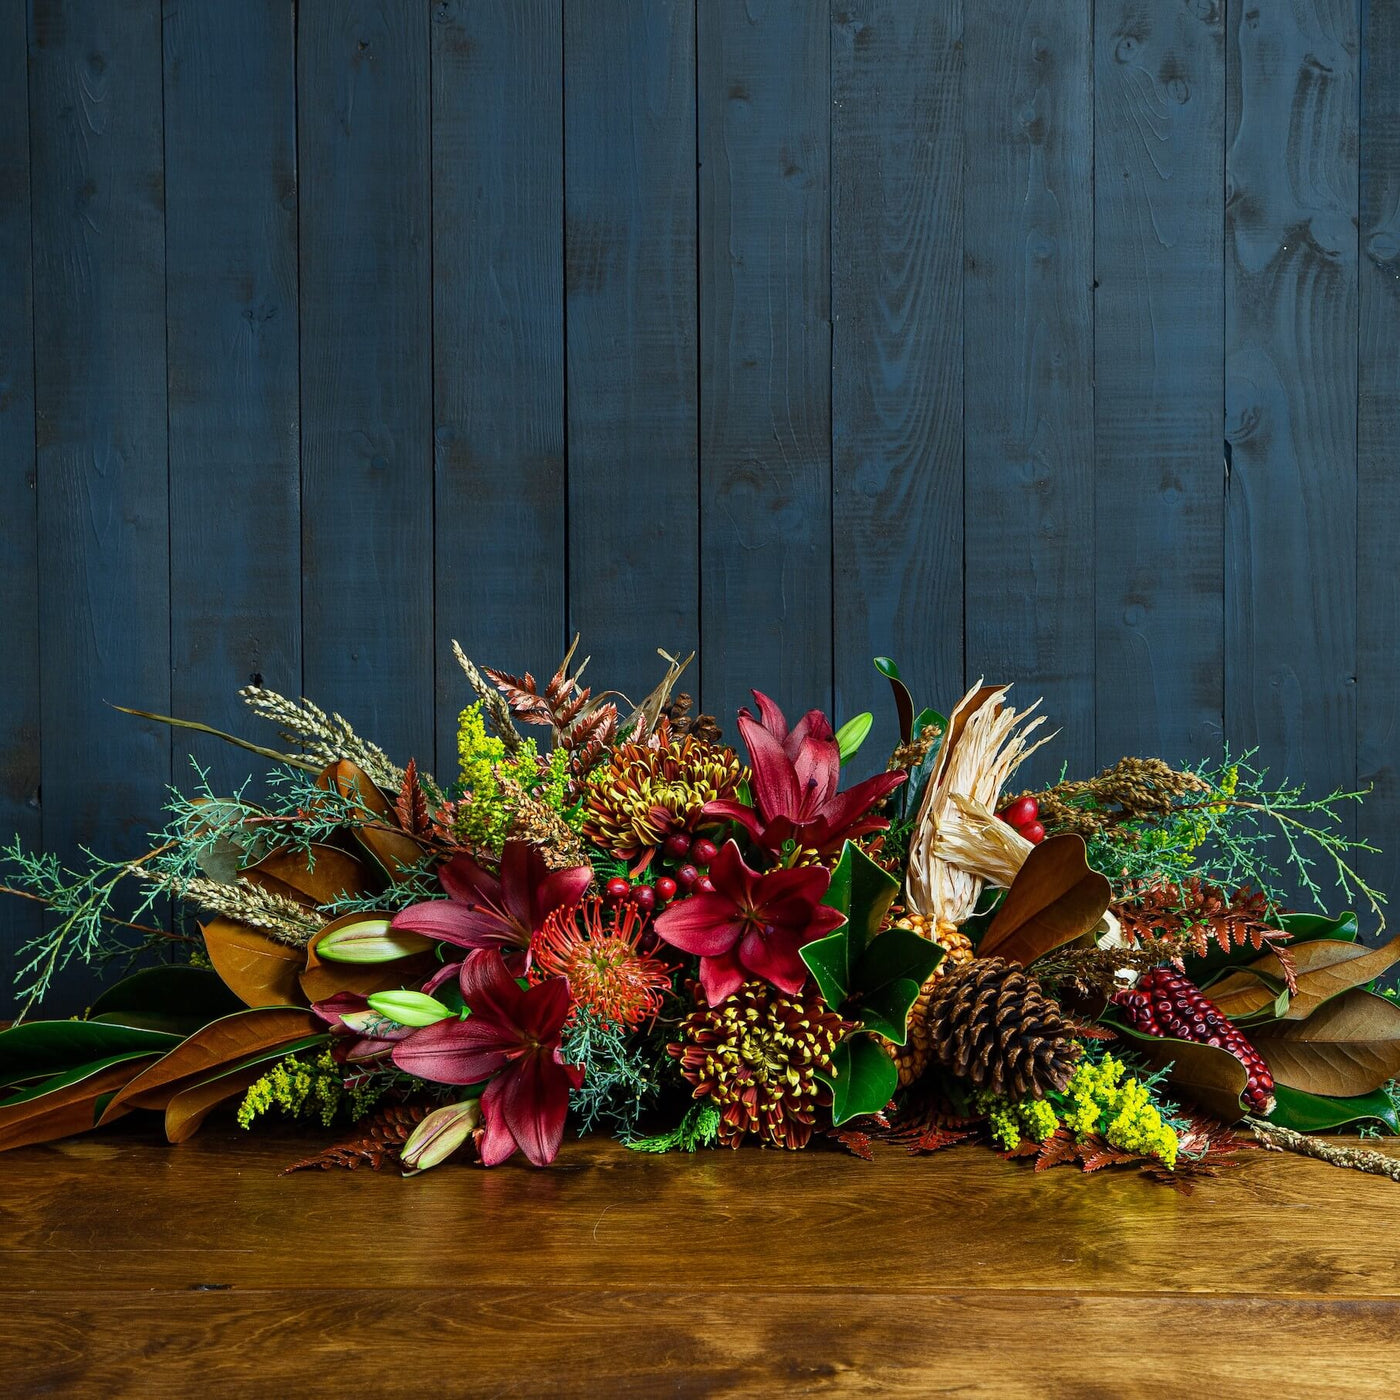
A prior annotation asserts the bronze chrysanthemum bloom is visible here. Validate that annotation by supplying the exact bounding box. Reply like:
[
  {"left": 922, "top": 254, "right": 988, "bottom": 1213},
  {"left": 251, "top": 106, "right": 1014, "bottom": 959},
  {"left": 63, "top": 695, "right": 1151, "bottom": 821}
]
[
  {"left": 581, "top": 734, "right": 746, "bottom": 859},
  {"left": 668, "top": 982, "right": 846, "bottom": 1150}
]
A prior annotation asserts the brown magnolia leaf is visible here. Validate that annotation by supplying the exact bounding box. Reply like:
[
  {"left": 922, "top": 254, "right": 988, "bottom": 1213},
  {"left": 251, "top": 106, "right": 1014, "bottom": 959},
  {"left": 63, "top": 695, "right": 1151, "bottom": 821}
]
[
  {"left": 0, "top": 1056, "right": 161, "bottom": 1153},
  {"left": 1121, "top": 1033, "right": 1250, "bottom": 1123},
  {"left": 164, "top": 1061, "right": 272, "bottom": 1144},
  {"left": 201, "top": 917, "right": 307, "bottom": 1009},
  {"left": 99, "top": 1006, "right": 321, "bottom": 1121},
  {"left": 244, "top": 841, "right": 378, "bottom": 908},
  {"left": 1209, "top": 936, "right": 1400, "bottom": 1021},
  {"left": 299, "top": 914, "right": 435, "bottom": 1002},
  {"left": 977, "top": 833, "right": 1112, "bottom": 967},
  {"left": 1251, "top": 988, "right": 1400, "bottom": 1098},
  {"left": 316, "top": 760, "right": 428, "bottom": 882}
]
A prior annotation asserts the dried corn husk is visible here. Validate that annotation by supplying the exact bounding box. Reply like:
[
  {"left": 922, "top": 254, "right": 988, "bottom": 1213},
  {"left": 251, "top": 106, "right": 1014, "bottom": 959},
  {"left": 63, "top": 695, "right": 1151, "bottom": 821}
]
[{"left": 905, "top": 682, "right": 1055, "bottom": 924}]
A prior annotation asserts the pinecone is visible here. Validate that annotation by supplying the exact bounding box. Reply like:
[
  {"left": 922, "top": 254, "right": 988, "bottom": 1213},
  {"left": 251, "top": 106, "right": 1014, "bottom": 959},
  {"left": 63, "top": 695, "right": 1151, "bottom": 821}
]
[
  {"left": 921, "top": 957, "right": 1082, "bottom": 1100},
  {"left": 581, "top": 732, "right": 746, "bottom": 859},
  {"left": 668, "top": 982, "right": 847, "bottom": 1150},
  {"left": 886, "top": 915, "right": 975, "bottom": 1088},
  {"left": 664, "top": 693, "right": 724, "bottom": 744}
]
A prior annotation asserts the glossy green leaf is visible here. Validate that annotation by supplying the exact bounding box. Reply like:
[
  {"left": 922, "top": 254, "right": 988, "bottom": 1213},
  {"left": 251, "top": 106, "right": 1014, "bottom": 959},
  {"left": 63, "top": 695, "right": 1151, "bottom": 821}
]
[
  {"left": 873, "top": 657, "right": 915, "bottom": 744},
  {"left": 1276, "top": 910, "right": 1359, "bottom": 943},
  {"left": 1268, "top": 1082, "right": 1400, "bottom": 1134},
  {"left": 88, "top": 965, "right": 245, "bottom": 1036},
  {"left": 0, "top": 1049, "right": 164, "bottom": 1109},
  {"left": 816, "top": 1032, "right": 899, "bottom": 1126},
  {"left": 821, "top": 840, "right": 899, "bottom": 975},
  {"left": 834, "top": 712, "right": 873, "bottom": 764},
  {"left": 0, "top": 1020, "right": 181, "bottom": 1092},
  {"left": 851, "top": 928, "right": 944, "bottom": 1045},
  {"left": 800, "top": 930, "right": 850, "bottom": 1012}
]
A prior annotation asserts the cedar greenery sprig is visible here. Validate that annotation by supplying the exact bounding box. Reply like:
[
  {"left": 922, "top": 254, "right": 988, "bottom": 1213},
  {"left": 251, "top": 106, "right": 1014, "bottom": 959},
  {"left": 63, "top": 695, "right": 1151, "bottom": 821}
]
[{"left": 1083, "top": 749, "right": 1385, "bottom": 933}]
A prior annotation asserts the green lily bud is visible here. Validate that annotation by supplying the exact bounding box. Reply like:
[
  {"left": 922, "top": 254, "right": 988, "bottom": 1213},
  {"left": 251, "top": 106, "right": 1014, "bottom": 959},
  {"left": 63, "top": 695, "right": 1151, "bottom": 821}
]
[
  {"left": 401, "top": 1100, "right": 483, "bottom": 1174},
  {"left": 366, "top": 989, "right": 453, "bottom": 1028},
  {"left": 834, "top": 712, "right": 873, "bottom": 763},
  {"left": 315, "top": 915, "right": 434, "bottom": 964}
]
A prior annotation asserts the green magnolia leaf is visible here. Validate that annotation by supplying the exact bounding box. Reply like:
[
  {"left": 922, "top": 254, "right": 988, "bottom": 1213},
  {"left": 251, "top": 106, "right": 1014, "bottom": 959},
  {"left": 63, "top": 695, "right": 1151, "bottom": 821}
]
[
  {"left": 801, "top": 930, "right": 850, "bottom": 1011},
  {"left": 850, "top": 927, "right": 944, "bottom": 1045},
  {"left": 873, "top": 657, "right": 915, "bottom": 744},
  {"left": 857, "top": 979, "right": 924, "bottom": 1043},
  {"left": 1276, "top": 910, "right": 1359, "bottom": 943},
  {"left": 911, "top": 706, "right": 947, "bottom": 737},
  {"left": 822, "top": 840, "right": 899, "bottom": 976},
  {"left": 0, "top": 1049, "right": 164, "bottom": 1109},
  {"left": 817, "top": 1032, "right": 899, "bottom": 1126},
  {"left": 1268, "top": 1083, "right": 1400, "bottom": 1134},
  {"left": 88, "top": 965, "right": 245, "bottom": 1036},
  {"left": 0, "top": 1020, "right": 181, "bottom": 1092}
]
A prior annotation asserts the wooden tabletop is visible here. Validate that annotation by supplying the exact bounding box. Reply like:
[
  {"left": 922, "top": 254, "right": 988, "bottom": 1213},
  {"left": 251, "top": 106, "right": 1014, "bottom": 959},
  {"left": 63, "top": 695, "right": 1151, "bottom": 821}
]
[{"left": 2, "top": 1125, "right": 1398, "bottom": 1397}]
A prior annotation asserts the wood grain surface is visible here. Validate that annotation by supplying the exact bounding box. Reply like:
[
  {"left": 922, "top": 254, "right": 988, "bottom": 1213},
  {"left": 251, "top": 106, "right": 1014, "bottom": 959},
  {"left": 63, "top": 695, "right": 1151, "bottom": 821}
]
[
  {"left": 298, "top": 0, "right": 434, "bottom": 763},
  {"left": 698, "top": 0, "right": 833, "bottom": 722},
  {"left": 831, "top": 0, "right": 965, "bottom": 760},
  {"left": 28, "top": 0, "right": 172, "bottom": 1008},
  {"left": 1358, "top": 0, "right": 1400, "bottom": 932},
  {"left": 566, "top": 0, "right": 699, "bottom": 709},
  {"left": 163, "top": 0, "right": 302, "bottom": 796},
  {"left": 1093, "top": 0, "right": 1226, "bottom": 766},
  {"left": 0, "top": 0, "right": 39, "bottom": 958},
  {"left": 963, "top": 0, "right": 1095, "bottom": 786},
  {"left": 2, "top": 1126, "right": 1398, "bottom": 1396},
  {"left": 431, "top": 0, "right": 566, "bottom": 772},
  {"left": 1224, "top": 0, "right": 1359, "bottom": 831}
]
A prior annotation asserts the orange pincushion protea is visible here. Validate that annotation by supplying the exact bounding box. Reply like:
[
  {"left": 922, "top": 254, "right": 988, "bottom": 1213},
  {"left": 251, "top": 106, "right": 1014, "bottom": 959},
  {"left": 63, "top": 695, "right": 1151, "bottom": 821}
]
[{"left": 530, "top": 896, "right": 672, "bottom": 1029}]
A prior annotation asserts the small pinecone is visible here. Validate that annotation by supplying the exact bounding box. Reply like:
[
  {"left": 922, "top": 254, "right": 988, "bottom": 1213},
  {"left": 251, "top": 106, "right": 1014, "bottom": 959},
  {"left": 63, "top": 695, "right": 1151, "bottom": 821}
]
[
  {"left": 1113, "top": 967, "right": 1275, "bottom": 1114},
  {"left": 664, "top": 692, "right": 724, "bottom": 745},
  {"left": 887, "top": 916, "right": 976, "bottom": 1088},
  {"left": 922, "top": 957, "right": 1082, "bottom": 1100},
  {"left": 668, "top": 982, "right": 847, "bottom": 1150}
]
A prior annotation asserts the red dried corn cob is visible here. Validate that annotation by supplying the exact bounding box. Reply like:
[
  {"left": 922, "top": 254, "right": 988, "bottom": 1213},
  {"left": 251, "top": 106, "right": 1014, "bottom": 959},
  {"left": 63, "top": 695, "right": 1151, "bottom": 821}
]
[{"left": 1112, "top": 967, "right": 1275, "bottom": 1115}]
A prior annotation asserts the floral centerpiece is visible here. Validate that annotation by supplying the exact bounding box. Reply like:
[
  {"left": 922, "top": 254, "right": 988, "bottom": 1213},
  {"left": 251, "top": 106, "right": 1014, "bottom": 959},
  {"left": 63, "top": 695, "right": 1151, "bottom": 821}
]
[{"left": 3, "top": 640, "right": 1398, "bottom": 1188}]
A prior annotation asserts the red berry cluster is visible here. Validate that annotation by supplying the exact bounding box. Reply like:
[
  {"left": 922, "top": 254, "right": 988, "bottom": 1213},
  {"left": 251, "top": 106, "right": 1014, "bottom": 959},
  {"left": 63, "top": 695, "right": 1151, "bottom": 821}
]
[
  {"left": 603, "top": 834, "right": 721, "bottom": 914},
  {"left": 997, "top": 794, "right": 1045, "bottom": 845},
  {"left": 1113, "top": 967, "right": 1275, "bottom": 1114}
]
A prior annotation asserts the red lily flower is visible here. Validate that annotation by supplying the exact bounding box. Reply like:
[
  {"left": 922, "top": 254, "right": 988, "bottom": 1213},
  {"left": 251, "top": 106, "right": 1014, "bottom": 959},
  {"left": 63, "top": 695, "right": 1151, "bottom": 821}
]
[
  {"left": 652, "top": 840, "right": 845, "bottom": 1005},
  {"left": 702, "top": 691, "right": 905, "bottom": 860},
  {"left": 390, "top": 840, "right": 592, "bottom": 972},
  {"left": 392, "top": 948, "right": 583, "bottom": 1167},
  {"left": 311, "top": 992, "right": 416, "bottom": 1064}
]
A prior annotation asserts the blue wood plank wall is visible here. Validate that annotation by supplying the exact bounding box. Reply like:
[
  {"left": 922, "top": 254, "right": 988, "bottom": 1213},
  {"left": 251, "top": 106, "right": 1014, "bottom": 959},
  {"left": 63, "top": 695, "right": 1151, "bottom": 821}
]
[{"left": 4, "top": 0, "right": 1398, "bottom": 995}]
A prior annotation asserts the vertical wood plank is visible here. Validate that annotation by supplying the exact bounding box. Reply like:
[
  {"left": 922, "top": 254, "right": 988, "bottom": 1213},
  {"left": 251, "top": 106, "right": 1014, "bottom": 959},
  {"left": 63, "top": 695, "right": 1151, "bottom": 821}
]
[
  {"left": 565, "top": 0, "right": 698, "bottom": 710},
  {"left": 1094, "top": 1, "right": 1226, "bottom": 766},
  {"left": 29, "top": 0, "right": 169, "bottom": 1007},
  {"left": 1225, "top": 1, "right": 1358, "bottom": 819},
  {"left": 431, "top": 0, "right": 564, "bottom": 770},
  {"left": 164, "top": 0, "right": 300, "bottom": 794},
  {"left": 1358, "top": 0, "right": 1400, "bottom": 933},
  {"left": 299, "top": 0, "right": 433, "bottom": 765},
  {"left": 698, "top": 0, "right": 832, "bottom": 725},
  {"left": 0, "top": 0, "right": 40, "bottom": 967},
  {"left": 831, "top": 0, "right": 964, "bottom": 758},
  {"left": 963, "top": 0, "right": 1095, "bottom": 783}
]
